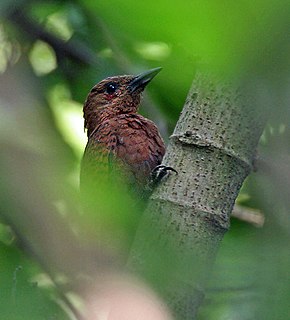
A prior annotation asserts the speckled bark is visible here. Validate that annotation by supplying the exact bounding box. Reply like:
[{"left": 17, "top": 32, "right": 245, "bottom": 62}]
[{"left": 128, "top": 73, "right": 265, "bottom": 319}]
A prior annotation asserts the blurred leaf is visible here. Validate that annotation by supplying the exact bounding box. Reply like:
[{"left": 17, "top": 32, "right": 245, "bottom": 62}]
[
  {"left": 46, "top": 11, "right": 74, "bottom": 41},
  {"left": 0, "top": 242, "right": 69, "bottom": 320},
  {"left": 1, "top": 1, "right": 290, "bottom": 319},
  {"left": 29, "top": 40, "right": 57, "bottom": 76},
  {"left": 48, "top": 83, "right": 86, "bottom": 158}
]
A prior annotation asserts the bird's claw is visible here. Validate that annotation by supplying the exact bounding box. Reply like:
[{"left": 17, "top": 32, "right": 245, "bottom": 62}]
[{"left": 150, "top": 164, "right": 178, "bottom": 188}]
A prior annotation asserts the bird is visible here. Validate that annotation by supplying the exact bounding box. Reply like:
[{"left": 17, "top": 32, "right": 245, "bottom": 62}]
[{"left": 80, "top": 67, "right": 175, "bottom": 199}]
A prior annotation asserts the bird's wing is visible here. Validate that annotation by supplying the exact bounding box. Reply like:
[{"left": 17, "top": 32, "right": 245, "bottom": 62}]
[{"left": 80, "top": 124, "right": 121, "bottom": 192}]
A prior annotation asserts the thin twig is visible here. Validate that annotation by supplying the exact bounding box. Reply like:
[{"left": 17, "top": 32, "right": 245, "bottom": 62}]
[{"left": 231, "top": 204, "right": 265, "bottom": 227}]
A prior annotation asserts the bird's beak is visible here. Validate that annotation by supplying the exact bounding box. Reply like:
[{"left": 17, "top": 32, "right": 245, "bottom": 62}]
[{"left": 128, "top": 67, "right": 162, "bottom": 92}]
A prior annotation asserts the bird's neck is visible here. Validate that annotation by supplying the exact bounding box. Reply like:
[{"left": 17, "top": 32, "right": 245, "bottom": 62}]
[{"left": 85, "top": 106, "right": 137, "bottom": 137}]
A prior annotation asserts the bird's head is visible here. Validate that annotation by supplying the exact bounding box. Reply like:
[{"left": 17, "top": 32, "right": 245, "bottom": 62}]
[{"left": 83, "top": 67, "right": 161, "bottom": 135}]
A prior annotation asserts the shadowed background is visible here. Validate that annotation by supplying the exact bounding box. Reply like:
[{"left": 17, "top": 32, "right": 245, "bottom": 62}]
[{"left": 0, "top": 1, "right": 289, "bottom": 319}]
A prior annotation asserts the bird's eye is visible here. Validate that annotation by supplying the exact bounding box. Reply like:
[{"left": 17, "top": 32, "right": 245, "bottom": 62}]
[{"left": 106, "top": 82, "right": 118, "bottom": 94}]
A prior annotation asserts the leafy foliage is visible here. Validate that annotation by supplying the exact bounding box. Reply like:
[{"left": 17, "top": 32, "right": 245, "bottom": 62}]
[{"left": 0, "top": 1, "right": 289, "bottom": 319}]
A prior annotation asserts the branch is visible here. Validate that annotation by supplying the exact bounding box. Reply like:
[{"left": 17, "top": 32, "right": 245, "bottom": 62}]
[
  {"left": 128, "top": 73, "right": 267, "bottom": 319},
  {"left": 7, "top": 7, "right": 97, "bottom": 66}
]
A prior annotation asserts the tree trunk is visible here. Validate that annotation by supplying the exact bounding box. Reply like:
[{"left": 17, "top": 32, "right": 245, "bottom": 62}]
[{"left": 128, "top": 73, "right": 266, "bottom": 319}]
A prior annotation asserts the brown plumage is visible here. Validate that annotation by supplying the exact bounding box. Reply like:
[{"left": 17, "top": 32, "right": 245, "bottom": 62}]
[{"left": 80, "top": 68, "right": 165, "bottom": 196}]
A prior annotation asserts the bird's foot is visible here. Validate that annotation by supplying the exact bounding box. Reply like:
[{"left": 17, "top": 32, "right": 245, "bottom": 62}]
[{"left": 149, "top": 165, "right": 178, "bottom": 189}]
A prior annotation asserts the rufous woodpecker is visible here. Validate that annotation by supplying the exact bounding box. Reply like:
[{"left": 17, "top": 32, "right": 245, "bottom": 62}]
[{"left": 80, "top": 68, "right": 175, "bottom": 197}]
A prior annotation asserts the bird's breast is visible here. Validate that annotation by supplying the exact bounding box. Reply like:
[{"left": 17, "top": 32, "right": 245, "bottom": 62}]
[{"left": 84, "top": 114, "right": 165, "bottom": 190}]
